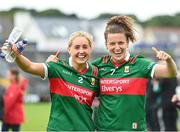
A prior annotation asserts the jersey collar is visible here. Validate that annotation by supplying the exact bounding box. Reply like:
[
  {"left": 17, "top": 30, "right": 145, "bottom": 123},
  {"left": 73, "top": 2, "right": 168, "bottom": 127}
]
[
  {"left": 69, "top": 57, "right": 89, "bottom": 74},
  {"left": 124, "top": 52, "right": 130, "bottom": 62}
]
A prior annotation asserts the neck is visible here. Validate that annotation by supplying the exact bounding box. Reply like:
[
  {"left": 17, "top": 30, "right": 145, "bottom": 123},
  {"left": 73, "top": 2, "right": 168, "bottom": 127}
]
[
  {"left": 111, "top": 51, "right": 129, "bottom": 66},
  {"left": 69, "top": 57, "right": 88, "bottom": 74},
  {"left": 112, "top": 52, "right": 126, "bottom": 63},
  {"left": 112, "top": 56, "right": 125, "bottom": 63},
  {"left": 72, "top": 62, "right": 86, "bottom": 71}
]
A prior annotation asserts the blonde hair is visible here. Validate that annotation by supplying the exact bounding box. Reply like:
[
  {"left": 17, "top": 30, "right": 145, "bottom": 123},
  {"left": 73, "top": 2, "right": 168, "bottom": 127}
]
[
  {"left": 104, "top": 15, "right": 137, "bottom": 43},
  {"left": 68, "top": 31, "right": 94, "bottom": 48}
]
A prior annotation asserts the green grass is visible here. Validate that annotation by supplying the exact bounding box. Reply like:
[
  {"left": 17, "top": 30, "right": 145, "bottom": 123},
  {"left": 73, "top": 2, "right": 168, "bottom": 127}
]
[
  {"left": 21, "top": 103, "right": 51, "bottom": 131},
  {"left": 20, "top": 103, "right": 180, "bottom": 131}
]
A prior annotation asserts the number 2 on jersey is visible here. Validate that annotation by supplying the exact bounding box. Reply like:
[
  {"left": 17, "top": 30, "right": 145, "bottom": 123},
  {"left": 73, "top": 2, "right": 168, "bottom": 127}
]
[{"left": 78, "top": 77, "right": 83, "bottom": 84}]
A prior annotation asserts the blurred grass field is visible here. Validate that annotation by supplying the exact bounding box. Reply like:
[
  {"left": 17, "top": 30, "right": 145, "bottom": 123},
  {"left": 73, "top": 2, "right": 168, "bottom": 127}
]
[
  {"left": 20, "top": 102, "right": 180, "bottom": 131},
  {"left": 21, "top": 103, "right": 50, "bottom": 131}
]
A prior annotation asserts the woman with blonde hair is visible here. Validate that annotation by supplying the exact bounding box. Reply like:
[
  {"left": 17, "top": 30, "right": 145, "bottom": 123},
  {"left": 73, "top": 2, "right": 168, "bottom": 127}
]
[{"left": 3, "top": 31, "right": 99, "bottom": 131}]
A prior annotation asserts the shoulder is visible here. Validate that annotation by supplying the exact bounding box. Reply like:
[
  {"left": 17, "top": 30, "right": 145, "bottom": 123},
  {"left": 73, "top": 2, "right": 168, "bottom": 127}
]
[
  {"left": 91, "top": 55, "right": 110, "bottom": 67},
  {"left": 89, "top": 64, "right": 99, "bottom": 77},
  {"left": 129, "top": 54, "right": 152, "bottom": 64}
]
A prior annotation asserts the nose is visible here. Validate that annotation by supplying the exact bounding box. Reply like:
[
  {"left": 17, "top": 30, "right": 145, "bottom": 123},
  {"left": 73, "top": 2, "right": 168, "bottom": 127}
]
[
  {"left": 114, "top": 43, "right": 121, "bottom": 50},
  {"left": 79, "top": 47, "right": 84, "bottom": 53}
]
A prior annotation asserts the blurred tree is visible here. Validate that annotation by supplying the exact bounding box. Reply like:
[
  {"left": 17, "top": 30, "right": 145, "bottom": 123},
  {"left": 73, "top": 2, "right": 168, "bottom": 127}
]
[
  {"left": 97, "top": 13, "right": 140, "bottom": 23},
  {"left": 143, "top": 15, "right": 180, "bottom": 27},
  {"left": 1, "top": 8, "right": 180, "bottom": 27},
  {"left": 0, "top": 8, "right": 78, "bottom": 18},
  {"left": 36, "top": 9, "right": 65, "bottom": 17}
]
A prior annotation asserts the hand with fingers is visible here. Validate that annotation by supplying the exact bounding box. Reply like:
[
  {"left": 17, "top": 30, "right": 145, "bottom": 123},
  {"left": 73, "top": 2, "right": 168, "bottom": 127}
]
[
  {"left": 11, "top": 43, "right": 20, "bottom": 56},
  {"left": 152, "top": 47, "right": 171, "bottom": 61},
  {"left": 46, "top": 51, "right": 60, "bottom": 63},
  {"left": 0, "top": 41, "right": 13, "bottom": 59},
  {"left": 1, "top": 41, "right": 11, "bottom": 54},
  {"left": 171, "top": 94, "right": 180, "bottom": 109},
  {"left": 2, "top": 40, "right": 27, "bottom": 56}
]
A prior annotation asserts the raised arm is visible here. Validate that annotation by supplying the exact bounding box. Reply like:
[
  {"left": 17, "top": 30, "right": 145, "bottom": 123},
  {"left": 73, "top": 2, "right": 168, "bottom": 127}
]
[
  {"left": 152, "top": 47, "right": 177, "bottom": 78},
  {"left": 12, "top": 43, "right": 45, "bottom": 78}
]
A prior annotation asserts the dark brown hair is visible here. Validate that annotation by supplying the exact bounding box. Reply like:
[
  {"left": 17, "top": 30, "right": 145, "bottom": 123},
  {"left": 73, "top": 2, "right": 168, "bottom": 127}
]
[
  {"left": 104, "top": 15, "right": 136, "bottom": 43},
  {"left": 9, "top": 67, "right": 20, "bottom": 83}
]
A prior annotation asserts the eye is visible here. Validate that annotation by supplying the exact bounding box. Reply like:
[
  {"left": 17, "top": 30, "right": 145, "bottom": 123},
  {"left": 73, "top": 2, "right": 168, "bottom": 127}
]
[
  {"left": 83, "top": 45, "right": 89, "bottom": 49},
  {"left": 74, "top": 45, "right": 80, "bottom": 49},
  {"left": 109, "top": 42, "right": 116, "bottom": 46},
  {"left": 118, "top": 42, "right": 124, "bottom": 45}
]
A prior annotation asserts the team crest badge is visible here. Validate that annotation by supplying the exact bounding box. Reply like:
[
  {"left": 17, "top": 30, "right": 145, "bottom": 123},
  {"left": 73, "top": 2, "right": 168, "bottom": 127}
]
[
  {"left": 91, "top": 78, "right": 95, "bottom": 85},
  {"left": 132, "top": 122, "right": 138, "bottom": 129},
  {"left": 124, "top": 66, "right": 129, "bottom": 73}
]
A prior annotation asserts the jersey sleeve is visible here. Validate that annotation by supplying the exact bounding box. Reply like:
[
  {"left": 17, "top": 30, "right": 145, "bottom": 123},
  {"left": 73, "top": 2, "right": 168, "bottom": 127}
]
[
  {"left": 138, "top": 58, "right": 156, "bottom": 78},
  {"left": 91, "top": 57, "right": 102, "bottom": 67},
  {"left": 43, "top": 62, "right": 58, "bottom": 80}
]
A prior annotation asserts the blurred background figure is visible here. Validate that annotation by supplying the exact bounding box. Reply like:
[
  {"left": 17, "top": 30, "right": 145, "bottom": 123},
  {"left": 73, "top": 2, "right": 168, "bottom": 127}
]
[
  {"left": 0, "top": 81, "right": 6, "bottom": 131},
  {"left": 146, "top": 79, "right": 161, "bottom": 131},
  {"left": 146, "top": 78, "right": 178, "bottom": 131},
  {"left": 159, "top": 77, "right": 178, "bottom": 131},
  {"left": 0, "top": 76, "right": 10, "bottom": 130},
  {"left": 1, "top": 67, "right": 27, "bottom": 132},
  {"left": 0, "top": 82, "right": 6, "bottom": 120}
]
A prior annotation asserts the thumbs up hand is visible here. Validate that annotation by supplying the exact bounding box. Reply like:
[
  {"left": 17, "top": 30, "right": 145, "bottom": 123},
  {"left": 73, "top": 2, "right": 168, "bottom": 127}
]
[
  {"left": 46, "top": 51, "right": 60, "bottom": 63},
  {"left": 152, "top": 47, "right": 171, "bottom": 61}
]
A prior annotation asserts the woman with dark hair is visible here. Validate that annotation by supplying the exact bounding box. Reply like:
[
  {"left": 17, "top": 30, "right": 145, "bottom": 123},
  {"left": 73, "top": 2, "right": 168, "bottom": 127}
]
[
  {"left": 2, "top": 68, "right": 27, "bottom": 132},
  {"left": 91, "top": 15, "right": 177, "bottom": 131}
]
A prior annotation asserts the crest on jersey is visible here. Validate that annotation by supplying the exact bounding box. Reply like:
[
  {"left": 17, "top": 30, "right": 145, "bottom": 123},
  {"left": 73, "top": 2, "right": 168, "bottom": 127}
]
[
  {"left": 91, "top": 78, "right": 95, "bottom": 85},
  {"left": 132, "top": 122, "right": 138, "bottom": 129},
  {"left": 124, "top": 66, "right": 129, "bottom": 73}
]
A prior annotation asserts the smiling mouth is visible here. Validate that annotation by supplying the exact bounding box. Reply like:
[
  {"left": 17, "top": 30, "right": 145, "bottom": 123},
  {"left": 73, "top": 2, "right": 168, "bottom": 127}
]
[
  {"left": 114, "top": 52, "right": 123, "bottom": 56},
  {"left": 76, "top": 55, "right": 87, "bottom": 59}
]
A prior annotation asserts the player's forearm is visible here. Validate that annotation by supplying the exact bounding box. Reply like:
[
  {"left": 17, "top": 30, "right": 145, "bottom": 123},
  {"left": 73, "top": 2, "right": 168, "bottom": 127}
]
[
  {"left": 15, "top": 55, "right": 45, "bottom": 77},
  {"left": 165, "top": 57, "right": 177, "bottom": 77},
  {"left": 15, "top": 55, "right": 32, "bottom": 72}
]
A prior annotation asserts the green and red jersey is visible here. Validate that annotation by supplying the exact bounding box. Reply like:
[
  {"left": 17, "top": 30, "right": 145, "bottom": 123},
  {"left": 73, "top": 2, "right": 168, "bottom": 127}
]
[
  {"left": 43, "top": 58, "right": 99, "bottom": 131},
  {"left": 92, "top": 53, "right": 156, "bottom": 131}
]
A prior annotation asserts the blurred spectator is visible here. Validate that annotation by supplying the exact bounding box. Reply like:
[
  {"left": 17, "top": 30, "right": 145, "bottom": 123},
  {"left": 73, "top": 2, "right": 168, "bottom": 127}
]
[
  {"left": 159, "top": 77, "right": 178, "bottom": 131},
  {"left": 0, "top": 85, "right": 5, "bottom": 121},
  {"left": 2, "top": 67, "right": 27, "bottom": 132},
  {"left": 0, "top": 85, "right": 5, "bottom": 131},
  {"left": 0, "top": 77, "right": 9, "bottom": 130},
  {"left": 146, "top": 79, "right": 161, "bottom": 131}
]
